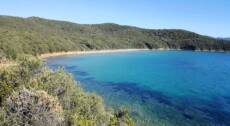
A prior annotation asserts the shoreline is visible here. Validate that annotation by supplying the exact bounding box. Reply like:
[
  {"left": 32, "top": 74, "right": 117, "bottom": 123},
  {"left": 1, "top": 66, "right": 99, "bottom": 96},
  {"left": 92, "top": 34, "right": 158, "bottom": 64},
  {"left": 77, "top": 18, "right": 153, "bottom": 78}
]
[
  {"left": 39, "top": 48, "right": 229, "bottom": 59},
  {"left": 40, "top": 48, "right": 151, "bottom": 58}
]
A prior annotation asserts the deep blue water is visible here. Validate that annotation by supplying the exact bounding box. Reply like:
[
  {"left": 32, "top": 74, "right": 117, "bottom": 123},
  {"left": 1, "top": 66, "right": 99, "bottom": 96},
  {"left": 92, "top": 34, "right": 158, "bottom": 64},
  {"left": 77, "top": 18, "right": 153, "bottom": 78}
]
[{"left": 46, "top": 51, "right": 230, "bottom": 126}]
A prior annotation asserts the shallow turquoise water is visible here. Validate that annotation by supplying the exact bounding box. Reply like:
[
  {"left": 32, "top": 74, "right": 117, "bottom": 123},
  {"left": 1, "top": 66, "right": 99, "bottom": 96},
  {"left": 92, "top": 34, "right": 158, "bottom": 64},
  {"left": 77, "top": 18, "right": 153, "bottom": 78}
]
[{"left": 46, "top": 51, "right": 230, "bottom": 126}]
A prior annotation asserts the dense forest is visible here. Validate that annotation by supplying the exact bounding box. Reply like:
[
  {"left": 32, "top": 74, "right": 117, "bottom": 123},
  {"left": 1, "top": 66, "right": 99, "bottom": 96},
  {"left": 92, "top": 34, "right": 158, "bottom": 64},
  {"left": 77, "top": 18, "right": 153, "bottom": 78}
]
[{"left": 0, "top": 15, "right": 229, "bottom": 59}]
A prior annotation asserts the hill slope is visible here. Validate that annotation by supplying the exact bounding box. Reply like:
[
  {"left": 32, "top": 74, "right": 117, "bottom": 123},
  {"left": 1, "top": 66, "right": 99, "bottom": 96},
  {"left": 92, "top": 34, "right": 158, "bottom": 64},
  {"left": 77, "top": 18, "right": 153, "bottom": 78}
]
[
  {"left": 224, "top": 38, "right": 230, "bottom": 41},
  {"left": 0, "top": 15, "right": 230, "bottom": 59}
]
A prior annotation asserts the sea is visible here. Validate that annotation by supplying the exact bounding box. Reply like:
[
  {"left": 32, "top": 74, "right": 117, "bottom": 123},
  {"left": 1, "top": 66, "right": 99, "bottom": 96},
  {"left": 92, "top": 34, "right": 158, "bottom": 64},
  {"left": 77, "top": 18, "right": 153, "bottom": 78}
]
[{"left": 46, "top": 50, "right": 230, "bottom": 126}]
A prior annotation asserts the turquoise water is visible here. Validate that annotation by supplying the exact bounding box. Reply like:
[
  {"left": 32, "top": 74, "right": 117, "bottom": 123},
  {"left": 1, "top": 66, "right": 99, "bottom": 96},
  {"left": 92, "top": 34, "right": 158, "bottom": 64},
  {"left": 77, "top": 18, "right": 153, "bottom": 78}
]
[{"left": 46, "top": 51, "right": 230, "bottom": 126}]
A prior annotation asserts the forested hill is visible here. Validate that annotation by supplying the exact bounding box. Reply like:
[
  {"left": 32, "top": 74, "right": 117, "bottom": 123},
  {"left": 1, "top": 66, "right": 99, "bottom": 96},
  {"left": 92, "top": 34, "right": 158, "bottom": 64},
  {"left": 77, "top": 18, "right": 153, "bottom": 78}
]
[
  {"left": 224, "top": 38, "right": 230, "bottom": 41},
  {"left": 0, "top": 15, "right": 230, "bottom": 59}
]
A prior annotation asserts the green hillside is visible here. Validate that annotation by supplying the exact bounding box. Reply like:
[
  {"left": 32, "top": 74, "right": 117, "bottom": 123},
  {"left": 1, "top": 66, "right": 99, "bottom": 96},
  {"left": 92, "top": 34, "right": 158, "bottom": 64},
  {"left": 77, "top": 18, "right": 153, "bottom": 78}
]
[{"left": 0, "top": 15, "right": 229, "bottom": 59}]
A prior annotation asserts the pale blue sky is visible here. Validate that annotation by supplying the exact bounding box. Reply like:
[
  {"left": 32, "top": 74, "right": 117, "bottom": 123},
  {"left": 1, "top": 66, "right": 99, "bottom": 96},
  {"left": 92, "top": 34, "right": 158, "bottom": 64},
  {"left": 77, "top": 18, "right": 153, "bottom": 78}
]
[{"left": 0, "top": 0, "right": 229, "bottom": 37}]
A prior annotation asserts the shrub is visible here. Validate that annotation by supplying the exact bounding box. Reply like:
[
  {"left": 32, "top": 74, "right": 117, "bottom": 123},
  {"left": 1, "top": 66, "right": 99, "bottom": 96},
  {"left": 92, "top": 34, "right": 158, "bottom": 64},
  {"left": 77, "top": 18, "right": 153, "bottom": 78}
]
[
  {"left": 0, "top": 51, "right": 7, "bottom": 62},
  {"left": 32, "top": 68, "right": 111, "bottom": 125},
  {"left": 0, "top": 55, "right": 135, "bottom": 126},
  {"left": 1, "top": 88, "right": 64, "bottom": 126},
  {"left": 0, "top": 67, "right": 20, "bottom": 105},
  {"left": 17, "top": 54, "right": 43, "bottom": 85},
  {"left": 109, "top": 108, "right": 135, "bottom": 126},
  {"left": 0, "top": 54, "right": 42, "bottom": 104},
  {"left": 67, "top": 92, "right": 110, "bottom": 126}
]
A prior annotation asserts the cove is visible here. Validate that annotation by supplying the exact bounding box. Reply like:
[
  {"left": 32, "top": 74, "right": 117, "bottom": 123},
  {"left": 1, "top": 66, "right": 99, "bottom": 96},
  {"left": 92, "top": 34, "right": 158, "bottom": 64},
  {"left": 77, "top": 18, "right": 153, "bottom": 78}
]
[{"left": 46, "top": 51, "right": 230, "bottom": 126}]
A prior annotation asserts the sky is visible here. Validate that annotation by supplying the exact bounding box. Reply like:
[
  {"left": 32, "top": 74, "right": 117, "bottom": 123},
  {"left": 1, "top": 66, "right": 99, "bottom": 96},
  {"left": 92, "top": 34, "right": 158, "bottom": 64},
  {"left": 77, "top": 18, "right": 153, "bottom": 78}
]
[{"left": 0, "top": 0, "right": 229, "bottom": 37}]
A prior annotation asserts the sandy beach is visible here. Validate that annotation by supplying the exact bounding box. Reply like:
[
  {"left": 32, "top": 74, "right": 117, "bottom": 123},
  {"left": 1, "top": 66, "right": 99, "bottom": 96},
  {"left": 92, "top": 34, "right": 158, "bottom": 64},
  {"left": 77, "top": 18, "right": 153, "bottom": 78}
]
[
  {"left": 40, "top": 48, "right": 152, "bottom": 58},
  {"left": 39, "top": 48, "right": 229, "bottom": 59}
]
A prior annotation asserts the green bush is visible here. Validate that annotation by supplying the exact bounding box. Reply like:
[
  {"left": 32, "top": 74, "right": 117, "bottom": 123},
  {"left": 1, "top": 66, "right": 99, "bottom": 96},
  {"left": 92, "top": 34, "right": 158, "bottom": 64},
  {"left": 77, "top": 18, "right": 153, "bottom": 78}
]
[
  {"left": 0, "top": 51, "right": 7, "bottom": 62},
  {"left": 109, "top": 108, "right": 135, "bottom": 126},
  {"left": 0, "top": 67, "right": 20, "bottom": 105},
  {"left": 0, "top": 55, "right": 135, "bottom": 126},
  {"left": 0, "top": 88, "right": 64, "bottom": 126},
  {"left": 0, "top": 54, "right": 42, "bottom": 104}
]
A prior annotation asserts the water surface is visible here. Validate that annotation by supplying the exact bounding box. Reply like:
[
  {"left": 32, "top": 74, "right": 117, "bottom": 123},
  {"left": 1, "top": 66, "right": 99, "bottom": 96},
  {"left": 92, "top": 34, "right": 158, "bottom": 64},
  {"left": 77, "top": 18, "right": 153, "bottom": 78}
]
[{"left": 46, "top": 51, "right": 230, "bottom": 126}]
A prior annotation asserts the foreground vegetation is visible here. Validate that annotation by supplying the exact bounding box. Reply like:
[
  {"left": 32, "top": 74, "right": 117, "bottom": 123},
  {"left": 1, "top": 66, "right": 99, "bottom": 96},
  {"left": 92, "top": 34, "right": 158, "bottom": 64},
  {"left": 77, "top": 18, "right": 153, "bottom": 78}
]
[
  {"left": 0, "top": 55, "right": 135, "bottom": 126},
  {"left": 0, "top": 15, "right": 230, "bottom": 60}
]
